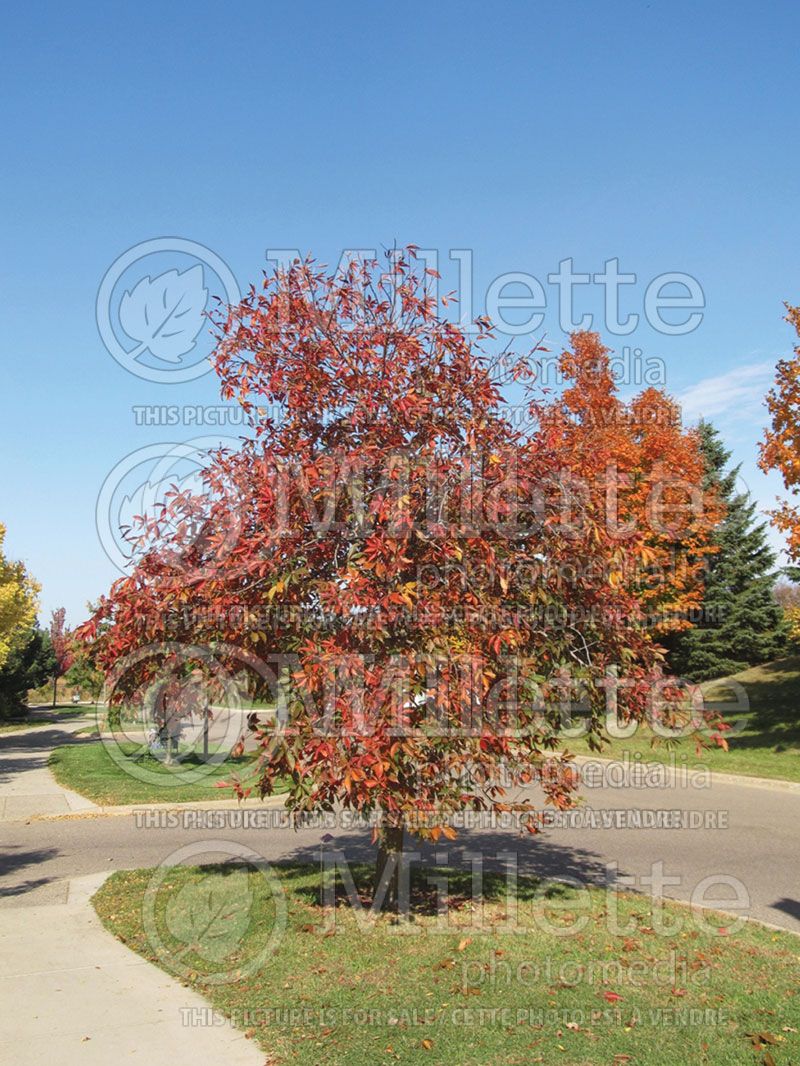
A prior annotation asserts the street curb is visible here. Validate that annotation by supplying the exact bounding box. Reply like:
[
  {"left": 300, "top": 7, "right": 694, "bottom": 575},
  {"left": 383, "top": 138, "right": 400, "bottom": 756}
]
[
  {"left": 32, "top": 792, "right": 290, "bottom": 822},
  {"left": 638, "top": 891, "right": 800, "bottom": 939},
  {"left": 572, "top": 754, "right": 800, "bottom": 793}
]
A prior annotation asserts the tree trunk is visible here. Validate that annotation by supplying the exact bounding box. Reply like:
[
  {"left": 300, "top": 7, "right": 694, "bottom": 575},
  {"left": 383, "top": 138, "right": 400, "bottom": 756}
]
[
  {"left": 372, "top": 818, "right": 404, "bottom": 914},
  {"left": 52, "top": 674, "right": 58, "bottom": 708}
]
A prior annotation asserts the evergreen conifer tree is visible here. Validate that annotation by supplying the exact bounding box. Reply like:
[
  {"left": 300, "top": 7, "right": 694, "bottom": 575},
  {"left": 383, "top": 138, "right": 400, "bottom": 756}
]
[{"left": 666, "top": 421, "right": 785, "bottom": 680}]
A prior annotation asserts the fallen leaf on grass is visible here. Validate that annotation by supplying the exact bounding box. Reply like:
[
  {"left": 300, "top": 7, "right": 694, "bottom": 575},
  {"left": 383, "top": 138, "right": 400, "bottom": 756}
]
[{"left": 746, "top": 1032, "right": 781, "bottom": 1048}]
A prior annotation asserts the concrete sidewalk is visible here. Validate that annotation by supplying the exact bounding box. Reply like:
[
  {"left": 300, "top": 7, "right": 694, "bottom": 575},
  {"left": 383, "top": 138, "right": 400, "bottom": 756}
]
[
  {"left": 0, "top": 873, "right": 265, "bottom": 1065},
  {"left": 0, "top": 719, "right": 98, "bottom": 821}
]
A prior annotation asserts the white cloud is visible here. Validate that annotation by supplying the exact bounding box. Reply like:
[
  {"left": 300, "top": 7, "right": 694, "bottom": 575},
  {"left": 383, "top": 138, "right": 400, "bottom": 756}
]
[
  {"left": 678, "top": 361, "right": 774, "bottom": 423},
  {"left": 675, "top": 358, "right": 791, "bottom": 562}
]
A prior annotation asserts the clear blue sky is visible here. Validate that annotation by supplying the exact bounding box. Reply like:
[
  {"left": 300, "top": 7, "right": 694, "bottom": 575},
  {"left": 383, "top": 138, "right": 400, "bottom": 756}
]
[{"left": 1, "top": 0, "right": 798, "bottom": 625}]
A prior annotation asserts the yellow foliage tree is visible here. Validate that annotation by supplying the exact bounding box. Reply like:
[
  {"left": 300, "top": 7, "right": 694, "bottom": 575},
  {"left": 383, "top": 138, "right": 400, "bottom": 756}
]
[
  {"left": 0, "top": 523, "right": 40, "bottom": 669},
  {"left": 774, "top": 582, "right": 800, "bottom": 644}
]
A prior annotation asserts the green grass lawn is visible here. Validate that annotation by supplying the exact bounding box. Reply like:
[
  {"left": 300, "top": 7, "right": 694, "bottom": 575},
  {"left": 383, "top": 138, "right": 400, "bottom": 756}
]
[
  {"left": 0, "top": 706, "right": 90, "bottom": 734},
  {"left": 570, "top": 658, "right": 800, "bottom": 783},
  {"left": 93, "top": 862, "right": 800, "bottom": 1066},
  {"left": 226, "top": 698, "right": 276, "bottom": 713},
  {"left": 48, "top": 739, "right": 282, "bottom": 805},
  {"left": 0, "top": 719, "right": 57, "bottom": 734}
]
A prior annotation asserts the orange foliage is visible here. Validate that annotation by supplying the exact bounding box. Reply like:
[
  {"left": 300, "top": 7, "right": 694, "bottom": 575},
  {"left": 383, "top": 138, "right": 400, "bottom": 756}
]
[{"left": 760, "top": 305, "right": 800, "bottom": 561}]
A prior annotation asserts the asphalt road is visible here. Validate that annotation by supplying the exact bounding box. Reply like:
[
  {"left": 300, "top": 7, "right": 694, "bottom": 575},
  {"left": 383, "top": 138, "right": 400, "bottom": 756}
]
[{"left": 1, "top": 723, "right": 798, "bottom": 933}]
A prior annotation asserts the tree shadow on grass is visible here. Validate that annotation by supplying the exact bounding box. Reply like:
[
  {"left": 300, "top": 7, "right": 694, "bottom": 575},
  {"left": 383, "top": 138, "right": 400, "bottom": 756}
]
[
  {"left": 257, "top": 831, "right": 617, "bottom": 916},
  {"left": 280, "top": 862, "right": 567, "bottom": 916}
]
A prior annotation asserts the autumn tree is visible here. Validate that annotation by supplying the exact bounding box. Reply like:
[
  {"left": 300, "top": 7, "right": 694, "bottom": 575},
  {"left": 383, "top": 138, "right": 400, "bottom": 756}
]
[
  {"left": 79, "top": 251, "right": 722, "bottom": 909},
  {"left": 0, "top": 523, "right": 39, "bottom": 673},
  {"left": 760, "top": 305, "right": 800, "bottom": 559},
  {"left": 774, "top": 579, "right": 800, "bottom": 646},
  {"left": 48, "top": 607, "right": 73, "bottom": 707},
  {"left": 533, "top": 337, "right": 722, "bottom": 644}
]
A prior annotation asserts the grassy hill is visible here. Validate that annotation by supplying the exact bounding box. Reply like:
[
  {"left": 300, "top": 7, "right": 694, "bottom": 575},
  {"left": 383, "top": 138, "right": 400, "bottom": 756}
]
[{"left": 571, "top": 657, "right": 800, "bottom": 783}]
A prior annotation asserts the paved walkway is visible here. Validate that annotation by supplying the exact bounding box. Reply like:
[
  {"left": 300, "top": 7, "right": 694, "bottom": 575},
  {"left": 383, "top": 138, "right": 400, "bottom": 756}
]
[
  {"left": 0, "top": 872, "right": 265, "bottom": 1065},
  {"left": 0, "top": 720, "right": 266, "bottom": 1064},
  {"left": 0, "top": 718, "right": 98, "bottom": 821}
]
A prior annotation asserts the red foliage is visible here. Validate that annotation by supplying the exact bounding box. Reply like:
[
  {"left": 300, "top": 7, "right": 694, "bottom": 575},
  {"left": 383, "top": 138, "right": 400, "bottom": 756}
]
[
  {"left": 77, "top": 250, "right": 723, "bottom": 836},
  {"left": 49, "top": 607, "right": 73, "bottom": 677}
]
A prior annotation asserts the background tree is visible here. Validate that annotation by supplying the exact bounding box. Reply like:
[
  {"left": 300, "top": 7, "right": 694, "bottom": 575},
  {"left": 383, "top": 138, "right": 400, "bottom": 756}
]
[
  {"left": 64, "top": 649, "right": 104, "bottom": 702},
  {"left": 48, "top": 607, "right": 73, "bottom": 706},
  {"left": 535, "top": 343, "right": 723, "bottom": 644},
  {"left": 0, "top": 522, "right": 39, "bottom": 671},
  {"left": 665, "top": 421, "right": 784, "bottom": 680},
  {"left": 0, "top": 625, "right": 56, "bottom": 718},
  {"left": 79, "top": 252, "right": 722, "bottom": 908},
  {"left": 761, "top": 305, "right": 800, "bottom": 558},
  {"left": 774, "top": 579, "right": 800, "bottom": 647}
]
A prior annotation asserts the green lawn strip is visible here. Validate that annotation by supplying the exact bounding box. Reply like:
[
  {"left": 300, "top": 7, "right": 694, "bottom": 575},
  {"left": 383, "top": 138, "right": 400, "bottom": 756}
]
[
  {"left": 570, "top": 716, "right": 800, "bottom": 783},
  {"left": 236, "top": 699, "right": 276, "bottom": 711},
  {"left": 0, "top": 706, "right": 91, "bottom": 734},
  {"left": 48, "top": 739, "right": 285, "bottom": 805},
  {"left": 0, "top": 719, "right": 53, "bottom": 734},
  {"left": 93, "top": 863, "right": 800, "bottom": 1066},
  {"left": 570, "top": 659, "right": 800, "bottom": 783}
]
